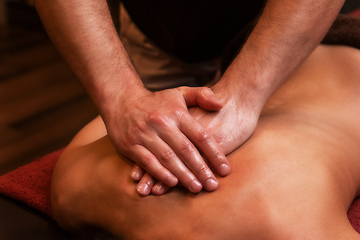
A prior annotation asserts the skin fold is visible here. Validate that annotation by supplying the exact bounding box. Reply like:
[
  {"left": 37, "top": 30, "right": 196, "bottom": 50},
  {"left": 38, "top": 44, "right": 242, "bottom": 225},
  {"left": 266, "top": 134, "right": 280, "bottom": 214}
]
[{"left": 51, "top": 45, "right": 360, "bottom": 239}]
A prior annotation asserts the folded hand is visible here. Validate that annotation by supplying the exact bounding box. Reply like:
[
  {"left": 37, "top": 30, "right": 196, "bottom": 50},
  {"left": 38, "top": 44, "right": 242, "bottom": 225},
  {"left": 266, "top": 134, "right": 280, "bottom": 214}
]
[{"left": 131, "top": 87, "right": 260, "bottom": 196}]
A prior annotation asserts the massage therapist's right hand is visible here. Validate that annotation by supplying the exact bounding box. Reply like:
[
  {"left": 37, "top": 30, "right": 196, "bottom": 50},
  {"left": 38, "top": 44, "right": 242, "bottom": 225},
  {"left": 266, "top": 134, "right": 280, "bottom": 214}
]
[{"left": 104, "top": 87, "right": 230, "bottom": 194}]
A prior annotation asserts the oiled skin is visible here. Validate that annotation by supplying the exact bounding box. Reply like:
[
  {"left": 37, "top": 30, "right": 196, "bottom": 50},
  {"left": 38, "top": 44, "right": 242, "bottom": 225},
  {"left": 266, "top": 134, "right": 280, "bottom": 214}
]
[{"left": 51, "top": 45, "right": 360, "bottom": 240}]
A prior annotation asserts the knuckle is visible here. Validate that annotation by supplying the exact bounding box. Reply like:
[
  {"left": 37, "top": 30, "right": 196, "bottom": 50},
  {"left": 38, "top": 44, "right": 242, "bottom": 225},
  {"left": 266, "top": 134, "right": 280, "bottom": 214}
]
[
  {"left": 213, "top": 151, "right": 224, "bottom": 161},
  {"left": 197, "top": 129, "right": 211, "bottom": 143},
  {"left": 178, "top": 141, "right": 194, "bottom": 156},
  {"left": 148, "top": 112, "right": 167, "bottom": 126},
  {"left": 173, "top": 107, "right": 186, "bottom": 119},
  {"left": 140, "top": 154, "right": 155, "bottom": 167},
  {"left": 134, "top": 120, "right": 148, "bottom": 133},
  {"left": 159, "top": 150, "right": 176, "bottom": 164},
  {"left": 196, "top": 164, "right": 210, "bottom": 176}
]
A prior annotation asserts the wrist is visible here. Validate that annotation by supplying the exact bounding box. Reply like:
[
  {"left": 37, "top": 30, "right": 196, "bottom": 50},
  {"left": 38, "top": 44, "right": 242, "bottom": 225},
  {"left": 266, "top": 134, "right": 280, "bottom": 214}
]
[
  {"left": 212, "top": 66, "right": 273, "bottom": 115},
  {"left": 96, "top": 73, "right": 149, "bottom": 123}
]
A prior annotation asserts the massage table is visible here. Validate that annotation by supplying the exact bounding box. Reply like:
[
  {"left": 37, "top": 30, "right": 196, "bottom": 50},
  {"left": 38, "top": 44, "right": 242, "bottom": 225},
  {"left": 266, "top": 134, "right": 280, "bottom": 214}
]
[
  {"left": 0, "top": 149, "right": 74, "bottom": 240},
  {"left": 1, "top": 12, "right": 360, "bottom": 239}
]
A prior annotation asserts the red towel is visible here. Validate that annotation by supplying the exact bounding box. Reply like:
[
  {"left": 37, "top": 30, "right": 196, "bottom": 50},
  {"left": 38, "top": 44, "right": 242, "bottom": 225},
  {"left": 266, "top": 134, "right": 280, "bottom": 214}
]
[
  {"left": 0, "top": 149, "right": 63, "bottom": 219},
  {"left": 351, "top": 8, "right": 360, "bottom": 17}
]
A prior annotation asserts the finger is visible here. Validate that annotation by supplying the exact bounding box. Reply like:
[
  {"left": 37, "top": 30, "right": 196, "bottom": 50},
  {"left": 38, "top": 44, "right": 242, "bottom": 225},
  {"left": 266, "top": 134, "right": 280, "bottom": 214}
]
[
  {"left": 152, "top": 182, "right": 171, "bottom": 196},
  {"left": 129, "top": 145, "right": 178, "bottom": 187},
  {"left": 136, "top": 173, "right": 157, "bottom": 197},
  {"left": 130, "top": 164, "right": 145, "bottom": 181},
  {"left": 178, "top": 87, "right": 223, "bottom": 110},
  {"left": 155, "top": 126, "right": 218, "bottom": 192},
  {"left": 142, "top": 135, "right": 204, "bottom": 193},
  {"left": 180, "top": 114, "right": 230, "bottom": 177}
]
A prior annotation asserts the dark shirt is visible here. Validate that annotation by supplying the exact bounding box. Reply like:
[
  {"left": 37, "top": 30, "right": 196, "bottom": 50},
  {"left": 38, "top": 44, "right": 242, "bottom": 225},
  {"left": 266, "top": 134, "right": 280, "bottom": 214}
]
[{"left": 122, "top": 0, "right": 266, "bottom": 63}]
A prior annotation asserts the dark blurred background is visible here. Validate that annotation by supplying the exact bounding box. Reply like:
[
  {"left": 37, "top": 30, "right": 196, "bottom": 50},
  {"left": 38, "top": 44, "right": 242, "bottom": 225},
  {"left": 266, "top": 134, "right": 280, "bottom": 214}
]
[
  {"left": 0, "top": 0, "right": 99, "bottom": 176},
  {"left": 0, "top": 0, "right": 360, "bottom": 176}
]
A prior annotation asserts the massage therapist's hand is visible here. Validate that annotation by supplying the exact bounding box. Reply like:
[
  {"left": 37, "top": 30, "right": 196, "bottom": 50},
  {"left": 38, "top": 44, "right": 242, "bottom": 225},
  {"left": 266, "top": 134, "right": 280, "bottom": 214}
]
[
  {"left": 106, "top": 86, "right": 230, "bottom": 194},
  {"left": 131, "top": 84, "right": 262, "bottom": 196},
  {"left": 190, "top": 90, "right": 260, "bottom": 155}
]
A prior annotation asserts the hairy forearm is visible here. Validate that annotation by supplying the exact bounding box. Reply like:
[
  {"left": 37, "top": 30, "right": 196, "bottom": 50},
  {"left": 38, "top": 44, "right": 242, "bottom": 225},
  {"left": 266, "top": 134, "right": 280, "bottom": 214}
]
[
  {"left": 34, "top": 0, "right": 145, "bottom": 114},
  {"left": 215, "top": 0, "right": 345, "bottom": 109},
  {"left": 35, "top": 0, "right": 230, "bottom": 194}
]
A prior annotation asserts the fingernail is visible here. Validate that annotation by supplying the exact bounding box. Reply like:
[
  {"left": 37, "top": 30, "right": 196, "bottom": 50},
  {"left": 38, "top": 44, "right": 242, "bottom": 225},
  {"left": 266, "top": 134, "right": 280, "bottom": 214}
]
[
  {"left": 166, "top": 175, "right": 178, "bottom": 187},
  {"left": 219, "top": 164, "right": 230, "bottom": 176},
  {"left": 152, "top": 184, "right": 165, "bottom": 195},
  {"left": 205, "top": 179, "right": 218, "bottom": 191},
  {"left": 190, "top": 179, "right": 202, "bottom": 193},
  {"left": 152, "top": 184, "right": 162, "bottom": 194},
  {"left": 130, "top": 170, "right": 141, "bottom": 181},
  {"left": 137, "top": 183, "right": 150, "bottom": 196}
]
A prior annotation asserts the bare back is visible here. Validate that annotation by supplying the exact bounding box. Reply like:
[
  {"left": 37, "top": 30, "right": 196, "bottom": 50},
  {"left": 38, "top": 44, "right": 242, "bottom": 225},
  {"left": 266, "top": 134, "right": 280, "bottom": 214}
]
[{"left": 52, "top": 45, "right": 360, "bottom": 240}]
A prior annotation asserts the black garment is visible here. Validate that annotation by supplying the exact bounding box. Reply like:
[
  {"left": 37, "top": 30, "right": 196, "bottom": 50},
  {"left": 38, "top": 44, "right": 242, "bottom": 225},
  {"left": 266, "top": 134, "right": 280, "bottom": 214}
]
[{"left": 122, "top": 0, "right": 266, "bottom": 63}]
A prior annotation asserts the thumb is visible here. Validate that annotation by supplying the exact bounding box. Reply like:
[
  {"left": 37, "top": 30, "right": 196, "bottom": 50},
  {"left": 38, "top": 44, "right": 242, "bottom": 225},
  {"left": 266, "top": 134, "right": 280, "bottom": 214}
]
[{"left": 177, "top": 86, "right": 223, "bottom": 110}]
